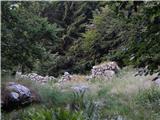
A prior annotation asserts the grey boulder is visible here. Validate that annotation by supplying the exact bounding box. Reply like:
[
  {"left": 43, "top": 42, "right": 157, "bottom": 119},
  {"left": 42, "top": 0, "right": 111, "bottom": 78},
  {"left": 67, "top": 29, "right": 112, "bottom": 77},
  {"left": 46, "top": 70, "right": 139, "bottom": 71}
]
[{"left": 2, "top": 82, "right": 34, "bottom": 111}]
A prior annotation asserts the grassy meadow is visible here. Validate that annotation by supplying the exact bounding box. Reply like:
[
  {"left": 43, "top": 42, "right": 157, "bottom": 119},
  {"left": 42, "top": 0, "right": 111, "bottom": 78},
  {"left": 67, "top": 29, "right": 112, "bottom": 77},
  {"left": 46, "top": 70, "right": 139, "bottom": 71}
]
[{"left": 2, "top": 67, "right": 160, "bottom": 120}]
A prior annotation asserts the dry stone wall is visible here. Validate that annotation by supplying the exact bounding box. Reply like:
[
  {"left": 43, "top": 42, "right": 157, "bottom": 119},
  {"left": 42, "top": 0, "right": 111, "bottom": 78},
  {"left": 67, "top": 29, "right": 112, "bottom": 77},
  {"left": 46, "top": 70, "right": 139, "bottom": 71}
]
[
  {"left": 16, "top": 72, "right": 56, "bottom": 84},
  {"left": 91, "top": 61, "right": 120, "bottom": 80}
]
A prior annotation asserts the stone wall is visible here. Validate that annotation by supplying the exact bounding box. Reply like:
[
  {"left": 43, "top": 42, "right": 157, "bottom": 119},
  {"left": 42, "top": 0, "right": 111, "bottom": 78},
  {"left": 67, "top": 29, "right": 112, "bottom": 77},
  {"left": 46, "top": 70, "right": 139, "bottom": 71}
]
[
  {"left": 16, "top": 72, "right": 56, "bottom": 84},
  {"left": 91, "top": 61, "right": 120, "bottom": 79},
  {"left": 59, "top": 72, "right": 72, "bottom": 83}
]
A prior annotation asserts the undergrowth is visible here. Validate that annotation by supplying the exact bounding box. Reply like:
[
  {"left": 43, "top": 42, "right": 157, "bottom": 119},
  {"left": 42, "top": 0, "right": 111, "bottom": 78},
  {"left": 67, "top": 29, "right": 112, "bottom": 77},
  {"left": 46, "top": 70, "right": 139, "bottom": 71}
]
[{"left": 2, "top": 68, "right": 160, "bottom": 120}]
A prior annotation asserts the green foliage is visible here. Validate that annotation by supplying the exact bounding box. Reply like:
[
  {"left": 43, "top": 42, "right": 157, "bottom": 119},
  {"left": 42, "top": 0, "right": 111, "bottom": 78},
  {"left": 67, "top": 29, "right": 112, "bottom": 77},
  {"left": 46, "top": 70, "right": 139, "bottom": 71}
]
[
  {"left": 22, "top": 107, "right": 84, "bottom": 120},
  {"left": 36, "top": 1, "right": 105, "bottom": 75},
  {"left": 53, "top": 108, "right": 84, "bottom": 120},
  {"left": 82, "top": 30, "right": 100, "bottom": 52},
  {"left": 73, "top": 2, "right": 160, "bottom": 73},
  {"left": 1, "top": 1, "right": 60, "bottom": 73},
  {"left": 109, "top": 2, "right": 160, "bottom": 72},
  {"left": 68, "top": 3, "right": 136, "bottom": 72},
  {"left": 24, "top": 107, "right": 54, "bottom": 120},
  {"left": 71, "top": 90, "right": 87, "bottom": 111},
  {"left": 35, "top": 84, "right": 73, "bottom": 106},
  {"left": 42, "top": 1, "right": 103, "bottom": 52},
  {"left": 2, "top": 1, "right": 159, "bottom": 76},
  {"left": 2, "top": 106, "right": 84, "bottom": 120},
  {"left": 135, "top": 87, "right": 160, "bottom": 109},
  {"left": 1, "top": 90, "right": 100, "bottom": 120},
  {"left": 69, "top": 90, "right": 101, "bottom": 120}
]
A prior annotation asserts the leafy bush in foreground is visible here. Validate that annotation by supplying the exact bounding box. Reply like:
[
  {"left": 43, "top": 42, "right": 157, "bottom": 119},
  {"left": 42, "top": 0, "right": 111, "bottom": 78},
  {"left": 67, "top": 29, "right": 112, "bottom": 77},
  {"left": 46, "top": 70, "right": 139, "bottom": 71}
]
[{"left": 22, "top": 107, "right": 84, "bottom": 120}]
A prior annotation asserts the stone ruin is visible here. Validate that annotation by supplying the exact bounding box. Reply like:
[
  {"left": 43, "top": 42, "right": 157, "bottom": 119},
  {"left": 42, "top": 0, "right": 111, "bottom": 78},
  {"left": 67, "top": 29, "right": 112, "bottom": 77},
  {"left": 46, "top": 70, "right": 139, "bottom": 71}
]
[
  {"left": 15, "top": 72, "right": 56, "bottom": 84},
  {"left": 90, "top": 61, "right": 120, "bottom": 80},
  {"left": 59, "top": 72, "right": 72, "bottom": 83},
  {"left": 15, "top": 61, "right": 120, "bottom": 85},
  {"left": 59, "top": 61, "right": 120, "bottom": 82}
]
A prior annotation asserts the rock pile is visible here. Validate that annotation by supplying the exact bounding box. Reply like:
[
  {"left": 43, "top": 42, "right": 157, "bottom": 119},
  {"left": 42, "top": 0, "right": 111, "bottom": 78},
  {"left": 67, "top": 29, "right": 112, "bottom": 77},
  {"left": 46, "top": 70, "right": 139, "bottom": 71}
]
[
  {"left": 59, "top": 72, "right": 72, "bottom": 83},
  {"left": 91, "top": 61, "right": 120, "bottom": 79},
  {"left": 71, "top": 85, "right": 89, "bottom": 93},
  {"left": 15, "top": 72, "right": 56, "bottom": 84},
  {"left": 152, "top": 75, "right": 160, "bottom": 85},
  {"left": 134, "top": 67, "right": 149, "bottom": 76},
  {"left": 1, "top": 82, "right": 39, "bottom": 111}
]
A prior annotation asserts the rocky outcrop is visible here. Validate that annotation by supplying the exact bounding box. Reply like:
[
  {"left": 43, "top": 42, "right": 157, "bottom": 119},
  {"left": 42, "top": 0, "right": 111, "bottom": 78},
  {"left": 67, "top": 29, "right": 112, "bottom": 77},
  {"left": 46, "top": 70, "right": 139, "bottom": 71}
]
[
  {"left": 1, "top": 82, "right": 39, "bottom": 111},
  {"left": 91, "top": 61, "right": 120, "bottom": 79},
  {"left": 16, "top": 72, "right": 56, "bottom": 84}
]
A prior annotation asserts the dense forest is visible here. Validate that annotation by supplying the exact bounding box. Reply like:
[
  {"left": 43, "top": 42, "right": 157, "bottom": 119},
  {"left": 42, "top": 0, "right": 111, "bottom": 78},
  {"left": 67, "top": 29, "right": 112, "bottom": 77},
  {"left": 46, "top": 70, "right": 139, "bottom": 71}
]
[
  {"left": 1, "top": 1, "right": 160, "bottom": 120},
  {"left": 2, "top": 1, "right": 160, "bottom": 76}
]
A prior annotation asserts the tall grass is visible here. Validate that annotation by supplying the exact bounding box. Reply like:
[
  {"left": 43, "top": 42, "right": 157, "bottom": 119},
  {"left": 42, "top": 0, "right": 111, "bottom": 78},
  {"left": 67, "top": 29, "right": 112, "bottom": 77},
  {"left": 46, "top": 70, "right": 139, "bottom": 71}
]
[
  {"left": 92, "top": 67, "right": 160, "bottom": 120},
  {"left": 2, "top": 67, "right": 160, "bottom": 120},
  {"left": 36, "top": 84, "right": 73, "bottom": 106}
]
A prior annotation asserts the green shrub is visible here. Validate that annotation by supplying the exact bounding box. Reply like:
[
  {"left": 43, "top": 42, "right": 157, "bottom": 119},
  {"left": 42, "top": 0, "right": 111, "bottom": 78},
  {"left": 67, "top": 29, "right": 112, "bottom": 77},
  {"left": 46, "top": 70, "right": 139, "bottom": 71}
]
[
  {"left": 69, "top": 90, "right": 101, "bottom": 120},
  {"left": 53, "top": 108, "right": 84, "bottom": 120},
  {"left": 22, "top": 107, "right": 84, "bottom": 120}
]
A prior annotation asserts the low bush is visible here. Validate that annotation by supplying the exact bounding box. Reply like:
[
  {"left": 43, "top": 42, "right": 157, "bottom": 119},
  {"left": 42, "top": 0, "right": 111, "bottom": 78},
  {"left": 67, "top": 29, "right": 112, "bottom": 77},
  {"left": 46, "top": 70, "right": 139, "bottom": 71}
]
[{"left": 22, "top": 107, "right": 84, "bottom": 120}]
